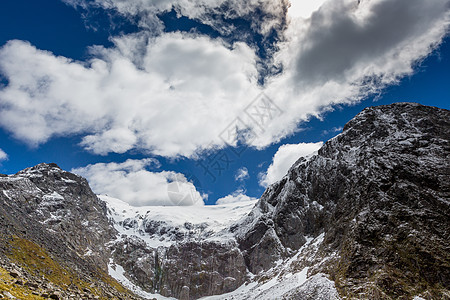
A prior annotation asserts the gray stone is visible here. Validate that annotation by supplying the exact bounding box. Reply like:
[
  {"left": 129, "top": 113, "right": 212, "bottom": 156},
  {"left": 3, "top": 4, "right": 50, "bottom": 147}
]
[{"left": 179, "top": 286, "right": 190, "bottom": 300}]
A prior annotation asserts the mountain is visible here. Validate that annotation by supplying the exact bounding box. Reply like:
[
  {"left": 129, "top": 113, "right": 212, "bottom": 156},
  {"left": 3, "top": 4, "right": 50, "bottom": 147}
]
[
  {"left": 0, "top": 163, "right": 141, "bottom": 299},
  {"left": 0, "top": 102, "right": 449, "bottom": 300},
  {"left": 235, "top": 102, "right": 450, "bottom": 299},
  {"left": 104, "top": 195, "right": 253, "bottom": 299}
]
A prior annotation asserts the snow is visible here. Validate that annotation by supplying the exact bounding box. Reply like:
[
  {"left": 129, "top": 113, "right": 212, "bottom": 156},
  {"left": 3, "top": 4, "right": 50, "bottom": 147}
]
[
  {"left": 199, "top": 269, "right": 340, "bottom": 300},
  {"left": 84, "top": 248, "right": 93, "bottom": 256},
  {"left": 233, "top": 203, "right": 264, "bottom": 239},
  {"left": 312, "top": 233, "right": 324, "bottom": 247},
  {"left": 107, "top": 258, "right": 175, "bottom": 300},
  {"left": 312, "top": 201, "right": 324, "bottom": 210},
  {"left": 0, "top": 176, "right": 42, "bottom": 195},
  {"left": 43, "top": 191, "right": 64, "bottom": 201},
  {"left": 62, "top": 178, "right": 77, "bottom": 184},
  {"left": 256, "top": 268, "right": 309, "bottom": 299},
  {"left": 3, "top": 176, "right": 26, "bottom": 182},
  {"left": 2, "top": 190, "right": 11, "bottom": 199},
  {"left": 200, "top": 232, "right": 337, "bottom": 300},
  {"left": 40, "top": 212, "right": 62, "bottom": 225},
  {"left": 21, "top": 171, "right": 44, "bottom": 178},
  {"left": 101, "top": 195, "right": 257, "bottom": 247},
  {"left": 285, "top": 273, "right": 341, "bottom": 300},
  {"left": 200, "top": 281, "right": 259, "bottom": 300},
  {"left": 398, "top": 139, "right": 413, "bottom": 146},
  {"left": 102, "top": 195, "right": 255, "bottom": 228}
]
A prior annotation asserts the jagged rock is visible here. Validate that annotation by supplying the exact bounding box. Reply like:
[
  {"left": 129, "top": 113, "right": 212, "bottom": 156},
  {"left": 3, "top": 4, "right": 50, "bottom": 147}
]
[
  {"left": 25, "top": 281, "right": 39, "bottom": 289},
  {"left": 14, "top": 279, "right": 22, "bottom": 285},
  {"left": 2, "top": 292, "right": 15, "bottom": 299},
  {"left": 111, "top": 237, "right": 247, "bottom": 299},
  {"left": 237, "top": 103, "right": 450, "bottom": 298},
  {"left": 8, "top": 270, "right": 20, "bottom": 278},
  {"left": 161, "top": 241, "right": 247, "bottom": 298},
  {"left": 49, "top": 291, "right": 60, "bottom": 300},
  {"left": 179, "top": 286, "right": 190, "bottom": 300}
]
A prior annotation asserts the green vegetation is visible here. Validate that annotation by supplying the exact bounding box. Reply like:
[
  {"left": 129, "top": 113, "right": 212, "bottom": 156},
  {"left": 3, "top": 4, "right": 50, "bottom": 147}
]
[
  {"left": 0, "top": 266, "right": 46, "bottom": 299},
  {"left": 3, "top": 236, "right": 133, "bottom": 299}
]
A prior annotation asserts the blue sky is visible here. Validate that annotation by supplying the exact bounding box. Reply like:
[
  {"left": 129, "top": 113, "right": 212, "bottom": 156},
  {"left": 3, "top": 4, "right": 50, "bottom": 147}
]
[{"left": 0, "top": 0, "right": 449, "bottom": 205}]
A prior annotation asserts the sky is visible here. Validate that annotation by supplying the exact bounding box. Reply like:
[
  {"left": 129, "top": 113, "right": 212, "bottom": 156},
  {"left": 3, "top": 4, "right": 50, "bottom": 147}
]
[{"left": 0, "top": 0, "right": 449, "bottom": 206}]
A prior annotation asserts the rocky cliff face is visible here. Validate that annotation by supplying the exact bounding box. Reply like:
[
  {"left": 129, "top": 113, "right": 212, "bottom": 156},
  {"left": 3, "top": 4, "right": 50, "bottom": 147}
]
[
  {"left": 111, "top": 239, "right": 246, "bottom": 298},
  {"left": 104, "top": 195, "right": 252, "bottom": 299},
  {"left": 10, "top": 163, "right": 115, "bottom": 266},
  {"left": 0, "top": 102, "right": 449, "bottom": 300},
  {"left": 236, "top": 102, "right": 450, "bottom": 299},
  {"left": 0, "top": 163, "right": 140, "bottom": 299}
]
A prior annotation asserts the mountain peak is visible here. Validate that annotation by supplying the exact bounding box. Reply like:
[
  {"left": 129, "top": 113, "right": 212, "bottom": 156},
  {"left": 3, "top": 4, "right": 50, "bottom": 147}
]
[
  {"left": 15, "top": 162, "right": 62, "bottom": 176},
  {"left": 344, "top": 102, "right": 444, "bottom": 131}
]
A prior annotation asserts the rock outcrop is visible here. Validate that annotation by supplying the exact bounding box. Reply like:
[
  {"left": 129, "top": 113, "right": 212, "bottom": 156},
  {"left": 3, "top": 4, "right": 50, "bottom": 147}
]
[
  {"left": 0, "top": 163, "right": 140, "bottom": 299},
  {"left": 237, "top": 103, "right": 450, "bottom": 299}
]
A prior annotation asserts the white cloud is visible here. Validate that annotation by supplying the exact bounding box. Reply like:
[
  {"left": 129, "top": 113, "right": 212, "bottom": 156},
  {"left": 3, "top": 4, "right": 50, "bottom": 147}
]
[
  {"left": 0, "top": 0, "right": 449, "bottom": 158},
  {"left": 254, "top": 0, "right": 450, "bottom": 149},
  {"left": 63, "top": 0, "right": 288, "bottom": 37},
  {"left": 235, "top": 167, "right": 249, "bottom": 182},
  {"left": 288, "top": 0, "right": 328, "bottom": 19},
  {"left": 72, "top": 159, "right": 205, "bottom": 206},
  {"left": 0, "top": 149, "right": 7, "bottom": 161},
  {"left": 0, "top": 34, "right": 259, "bottom": 157},
  {"left": 260, "top": 142, "right": 323, "bottom": 187},
  {"left": 216, "top": 189, "right": 258, "bottom": 205}
]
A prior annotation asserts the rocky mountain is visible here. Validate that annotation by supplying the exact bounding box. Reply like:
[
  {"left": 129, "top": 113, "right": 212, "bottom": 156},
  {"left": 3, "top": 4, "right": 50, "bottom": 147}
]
[
  {"left": 235, "top": 102, "right": 450, "bottom": 299},
  {"left": 0, "top": 163, "right": 142, "bottom": 299},
  {"left": 0, "top": 102, "right": 449, "bottom": 300}
]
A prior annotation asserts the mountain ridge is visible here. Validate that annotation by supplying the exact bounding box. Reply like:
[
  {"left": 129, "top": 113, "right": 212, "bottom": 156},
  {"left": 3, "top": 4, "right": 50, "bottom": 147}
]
[{"left": 0, "top": 102, "right": 449, "bottom": 299}]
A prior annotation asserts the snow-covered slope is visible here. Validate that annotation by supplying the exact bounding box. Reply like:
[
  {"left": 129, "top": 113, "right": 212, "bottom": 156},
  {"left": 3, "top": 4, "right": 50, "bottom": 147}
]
[
  {"left": 102, "top": 194, "right": 257, "bottom": 247},
  {"left": 102, "top": 195, "right": 342, "bottom": 300}
]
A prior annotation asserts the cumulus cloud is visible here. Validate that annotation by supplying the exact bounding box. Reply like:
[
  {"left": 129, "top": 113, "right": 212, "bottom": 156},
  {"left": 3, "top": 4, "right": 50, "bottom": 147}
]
[
  {"left": 0, "top": 148, "right": 7, "bottom": 161},
  {"left": 235, "top": 167, "right": 249, "bottom": 182},
  {"left": 216, "top": 189, "right": 258, "bottom": 205},
  {"left": 0, "top": 0, "right": 449, "bottom": 158},
  {"left": 0, "top": 34, "right": 259, "bottom": 156},
  {"left": 72, "top": 159, "right": 205, "bottom": 206},
  {"left": 260, "top": 142, "right": 323, "bottom": 187},
  {"left": 255, "top": 0, "right": 450, "bottom": 148},
  {"left": 289, "top": 0, "right": 449, "bottom": 88}
]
